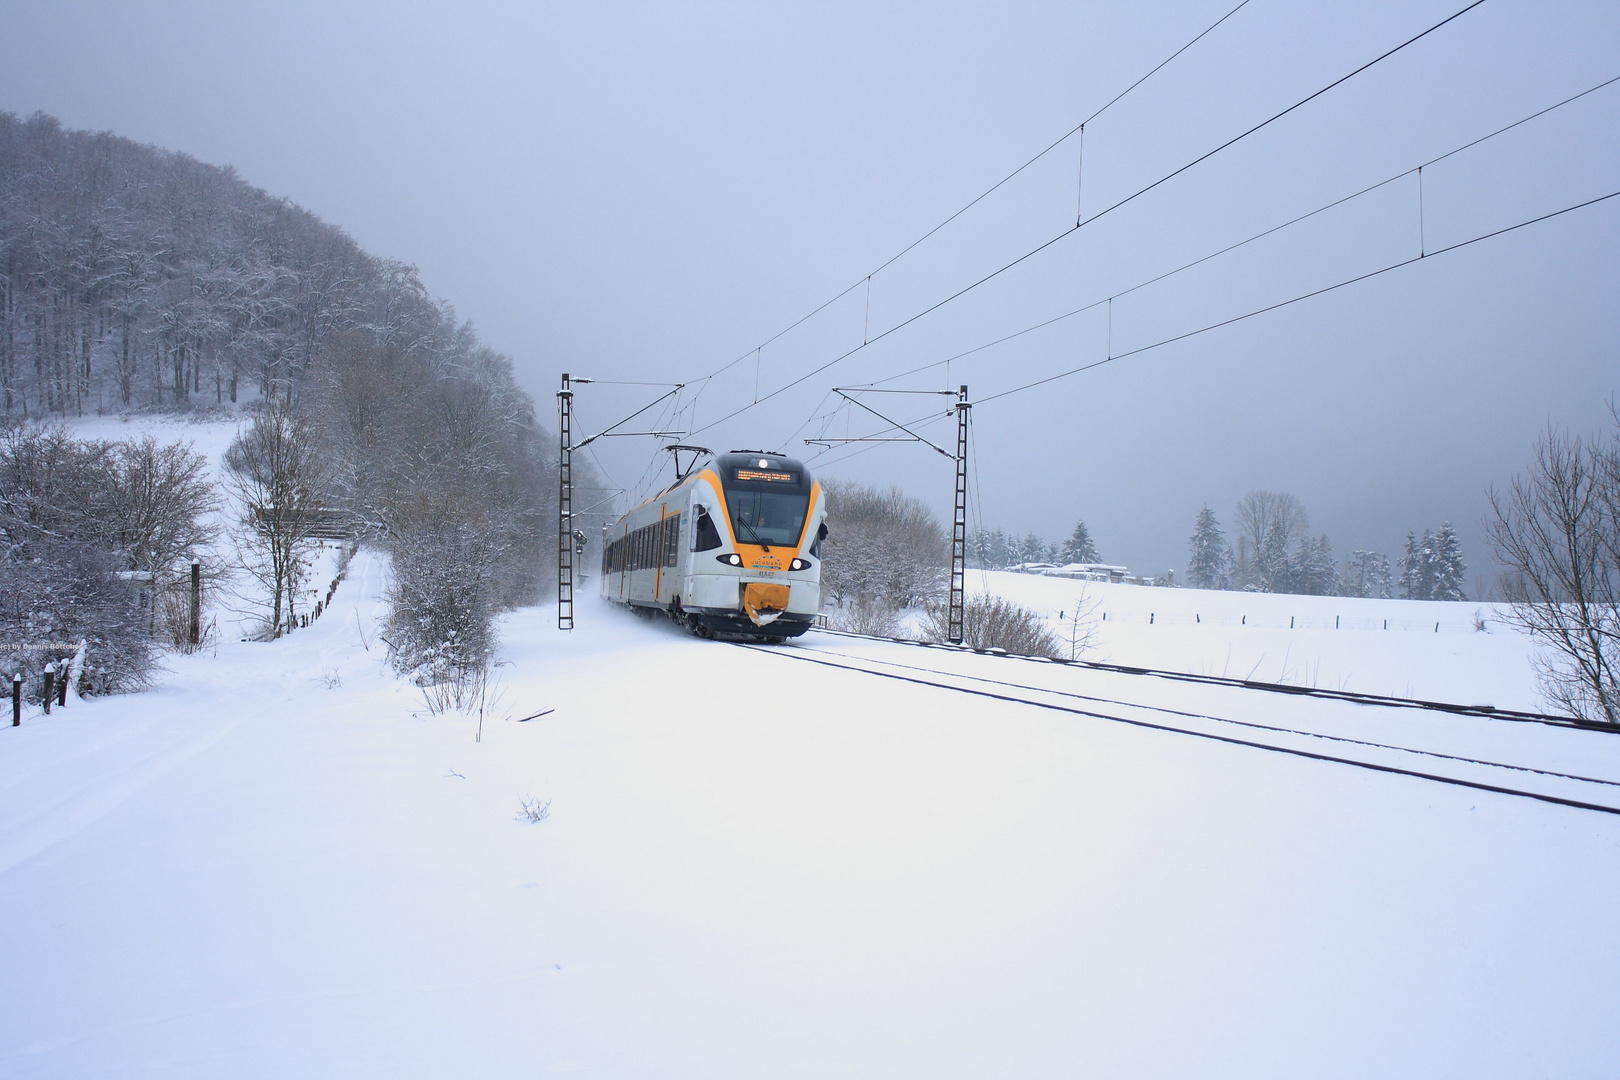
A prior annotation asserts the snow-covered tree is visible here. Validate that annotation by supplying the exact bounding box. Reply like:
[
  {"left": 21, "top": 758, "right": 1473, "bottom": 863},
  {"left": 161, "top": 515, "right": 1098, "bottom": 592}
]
[
  {"left": 1346, "top": 550, "right": 1392, "bottom": 598},
  {"left": 1010, "top": 531, "right": 1053, "bottom": 565},
  {"left": 0, "top": 427, "right": 168, "bottom": 694},
  {"left": 969, "top": 528, "right": 1010, "bottom": 570},
  {"left": 1185, "top": 504, "right": 1229, "bottom": 589},
  {"left": 1291, "top": 533, "right": 1339, "bottom": 596},
  {"left": 1430, "top": 522, "right": 1467, "bottom": 601},
  {"left": 1232, "top": 490, "right": 1307, "bottom": 592},
  {"left": 1399, "top": 531, "right": 1428, "bottom": 600},
  {"left": 1400, "top": 527, "right": 1465, "bottom": 601},
  {"left": 1059, "top": 519, "right": 1099, "bottom": 564},
  {"left": 818, "top": 480, "right": 949, "bottom": 610}
]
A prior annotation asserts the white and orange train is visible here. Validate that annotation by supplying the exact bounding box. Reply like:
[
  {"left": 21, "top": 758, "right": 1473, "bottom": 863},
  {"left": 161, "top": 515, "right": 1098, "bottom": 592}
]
[{"left": 601, "top": 450, "right": 827, "bottom": 640}]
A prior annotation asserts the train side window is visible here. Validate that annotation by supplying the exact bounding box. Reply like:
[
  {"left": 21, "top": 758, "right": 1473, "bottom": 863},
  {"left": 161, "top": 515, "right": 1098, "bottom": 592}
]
[
  {"left": 810, "top": 521, "right": 827, "bottom": 558},
  {"left": 664, "top": 513, "right": 681, "bottom": 566},
  {"left": 692, "top": 506, "right": 722, "bottom": 551}
]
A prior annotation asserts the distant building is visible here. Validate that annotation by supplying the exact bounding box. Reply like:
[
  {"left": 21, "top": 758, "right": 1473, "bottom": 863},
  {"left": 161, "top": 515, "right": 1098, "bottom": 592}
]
[{"left": 1039, "top": 563, "right": 1128, "bottom": 583}]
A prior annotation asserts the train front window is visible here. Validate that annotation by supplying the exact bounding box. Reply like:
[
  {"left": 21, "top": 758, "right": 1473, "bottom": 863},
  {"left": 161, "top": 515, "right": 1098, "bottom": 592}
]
[{"left": 725, "top": 489, "right": 809, "bottom": 548}]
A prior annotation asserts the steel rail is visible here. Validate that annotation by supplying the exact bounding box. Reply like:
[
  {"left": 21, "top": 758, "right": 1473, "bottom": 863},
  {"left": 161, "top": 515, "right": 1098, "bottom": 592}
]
[
  {"left": 736, "top": 642, "right": 1620, "bottom": 817},
  {"left": 808, "top": 627, "right": 1608, "bottom": 731},
  {"left": 800, "top": 644, "right": 1620, "bottom": 790}
]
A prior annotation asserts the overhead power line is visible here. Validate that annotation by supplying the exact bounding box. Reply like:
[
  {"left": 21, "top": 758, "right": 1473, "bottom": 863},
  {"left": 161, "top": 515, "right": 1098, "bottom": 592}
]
[
  {"left": 686, "top": 0, "right": 1489, "bottom": 439},
  {"left": 685, "top": 0, "right": 1256, "bottom": 401},
  {"left": 800, "top": 185, "right": 1619, "bottom": 464},
  {"left": 976, "top": 188, "right": 1620, "bottom": 407},
  {"left": 854, "top": 71, "right": 1620, "bottom": 391}
]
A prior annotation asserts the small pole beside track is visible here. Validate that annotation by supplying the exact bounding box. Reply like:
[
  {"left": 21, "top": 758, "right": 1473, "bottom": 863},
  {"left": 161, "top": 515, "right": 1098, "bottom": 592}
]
[
  {"left": 12, "top": 673, "right": 20, "bottom": 726},
  {"left": 42, "top": 664, "right": 54, "bottom": 715}
]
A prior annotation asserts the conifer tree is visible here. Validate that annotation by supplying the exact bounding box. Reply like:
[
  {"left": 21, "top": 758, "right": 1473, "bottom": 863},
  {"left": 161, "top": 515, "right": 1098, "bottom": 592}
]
[
  {"left": 1290, "top": 533, "right": 1339, "bottom": 595},
  {"left": 1014, "top": 531, "right": 1053, "bottom": 565},
  {"left": 970, "top": 529, "right": 1009, "bottom": 570},
  {"left": 1059, "top": 519, "right": 1100, "bottom": 564},
  {"left": 1347, "top": 550, "right": 1392, "bottom": 598},
  {"left": 1430, "top": 522, "right": 1467, "bottom": 601},
  {"left": 1186, "top": 504, "right": 1230, "bottom": 589},
  {"left": 1399, "top": 531, "right": 1426, "bottom": 599}
]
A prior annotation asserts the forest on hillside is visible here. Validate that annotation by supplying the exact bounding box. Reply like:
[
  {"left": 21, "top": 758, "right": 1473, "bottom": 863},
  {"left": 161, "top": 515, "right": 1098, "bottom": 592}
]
[
  {"left": 0, "top": 111, "right": 574, "bottom": 703},
  {"left": 0, "top": 110, "right": 514, "bottom": 417}
]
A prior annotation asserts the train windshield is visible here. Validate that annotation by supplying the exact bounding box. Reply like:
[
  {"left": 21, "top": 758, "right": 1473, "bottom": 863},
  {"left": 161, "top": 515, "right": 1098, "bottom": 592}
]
[{"left": 725, "top": 489, "right": 809, "bottom": 548}]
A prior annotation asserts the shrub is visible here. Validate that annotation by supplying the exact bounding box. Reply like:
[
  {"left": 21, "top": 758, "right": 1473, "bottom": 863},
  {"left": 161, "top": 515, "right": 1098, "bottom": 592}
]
[
  {"left": 827, "top": 595, "right": 903, "bottom": 637},
  {"left": 924, "top": 594, "right": 1061, "bottom": 657}
]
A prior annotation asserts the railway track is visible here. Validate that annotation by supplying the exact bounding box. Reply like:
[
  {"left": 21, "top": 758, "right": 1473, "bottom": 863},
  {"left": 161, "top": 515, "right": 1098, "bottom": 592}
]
[
  {"left": 809, "top": 626, "right": 1609, "bottom": 731},
  {"left": 738, "top": 638, "right": 1620, "bottom": 817}
]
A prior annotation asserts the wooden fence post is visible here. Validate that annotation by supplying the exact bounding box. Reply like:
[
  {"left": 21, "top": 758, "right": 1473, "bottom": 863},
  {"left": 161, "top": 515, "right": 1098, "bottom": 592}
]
[
  {"left": 57, "top": 669, "right": 67, "bottom": 708},
  {"left": 11, "top": 674, "right": 19, "bottom": 726},
  {"left": 42, "top": 664, "right": 54, "bottom": 715},
  {"left": 190, "top": 560, "right": 201, "bottom": 646}
]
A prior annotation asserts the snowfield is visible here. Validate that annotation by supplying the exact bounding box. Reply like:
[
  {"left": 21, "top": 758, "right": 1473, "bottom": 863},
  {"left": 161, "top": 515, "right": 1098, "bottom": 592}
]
[
  {"left": 2, "top": 539, "right": 1619, "bottom": 1077},
  {"left": 968, "top": 569, "right": 1542, "bottom": 710}
]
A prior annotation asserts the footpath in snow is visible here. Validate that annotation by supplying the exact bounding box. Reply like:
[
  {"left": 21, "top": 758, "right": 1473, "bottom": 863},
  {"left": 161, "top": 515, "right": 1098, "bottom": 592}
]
[{"left": 2, "top": 552, "right": 1618, "bottom": 1077}]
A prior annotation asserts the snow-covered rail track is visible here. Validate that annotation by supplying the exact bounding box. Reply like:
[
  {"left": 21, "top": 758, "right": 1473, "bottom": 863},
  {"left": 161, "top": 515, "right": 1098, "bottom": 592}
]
[
  {"left": 810, "top": 627, "right": 1606, "bottom": 731},
  {"left": 739, "top": 641, "right": 1620, "bottom": 817}
]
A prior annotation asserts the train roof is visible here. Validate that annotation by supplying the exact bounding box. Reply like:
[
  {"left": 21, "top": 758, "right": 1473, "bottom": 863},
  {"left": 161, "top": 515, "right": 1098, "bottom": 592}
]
[
  {"left": 612, "top": 449, "right": 815, "bottom": 523},
  {"left": 714, "top": 450, "right": 808, "bottom": 474}
]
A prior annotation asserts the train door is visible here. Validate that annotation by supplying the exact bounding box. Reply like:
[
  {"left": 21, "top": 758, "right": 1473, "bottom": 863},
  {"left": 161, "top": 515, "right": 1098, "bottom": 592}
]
[{"left": 618, "top": 522, "right": 629, "bottom": 601}]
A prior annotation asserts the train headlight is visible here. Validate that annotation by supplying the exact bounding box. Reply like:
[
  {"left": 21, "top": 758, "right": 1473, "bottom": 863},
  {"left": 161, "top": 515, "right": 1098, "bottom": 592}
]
[
  {"left": 789, "top": 557, "right": 811, "bottom": 571},
  {"left": 716, "top": 553, "right": 744, "bottom": 567}
]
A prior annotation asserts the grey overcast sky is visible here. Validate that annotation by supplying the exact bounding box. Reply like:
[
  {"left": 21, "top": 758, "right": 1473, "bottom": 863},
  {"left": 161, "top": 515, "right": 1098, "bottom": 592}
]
[{"left": 3, "top": 0, "right": 1616, "bottom": 585}]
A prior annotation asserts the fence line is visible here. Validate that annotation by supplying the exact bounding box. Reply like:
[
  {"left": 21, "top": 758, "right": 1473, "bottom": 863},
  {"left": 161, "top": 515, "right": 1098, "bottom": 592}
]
[{"left": 1078, "top": 611, "right": 1488, "bottom": 633}]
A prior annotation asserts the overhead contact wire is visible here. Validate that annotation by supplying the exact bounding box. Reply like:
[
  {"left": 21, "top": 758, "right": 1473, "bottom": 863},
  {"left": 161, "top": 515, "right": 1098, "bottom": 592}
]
[
  {"left": 977, "top": 189, "right": 1620, "bottom": 406},
  {"left": 687, "top": 0, "right": 1488, "bottom": 437},
  {"left": 684, "top": 0, "right": 1255, "bottom": 408},
  {"left": 860, "top": 71, "right": 1620, "bottom": 391}
]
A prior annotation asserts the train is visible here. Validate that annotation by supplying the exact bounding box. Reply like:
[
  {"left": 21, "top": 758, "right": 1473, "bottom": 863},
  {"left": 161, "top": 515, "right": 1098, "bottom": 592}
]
[{"left": 600, "top": 449, "right": 827, "bottom": 640}]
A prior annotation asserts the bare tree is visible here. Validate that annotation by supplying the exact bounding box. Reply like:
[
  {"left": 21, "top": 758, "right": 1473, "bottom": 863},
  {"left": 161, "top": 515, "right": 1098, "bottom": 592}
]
[
  {"left": 223, "top": 403, "right": 332, "bottom": 637},
  {"left": 1487, "top": 423, "right": 1620, "bottom": 724},
  {"left": 109, "top": 436, "right": 221, "bottom": 606},
  {"left": 0, "top": 426, "right": 162, "bottom": 694},
  {"left": 1232, "top": 490, "right": 1308, "bottom": 592}
]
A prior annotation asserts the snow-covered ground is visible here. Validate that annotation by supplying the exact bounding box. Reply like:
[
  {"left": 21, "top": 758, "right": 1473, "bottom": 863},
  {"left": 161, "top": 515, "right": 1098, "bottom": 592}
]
[
  {"left": 3, "top": 555, "right": 1618, "bottom": 1077},
  {"left": 2, "top": 416, "right": 1615, "bottom": 1075},
  {"left": 967, "top": 569, "right": 1542, "bottom": 711}
]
